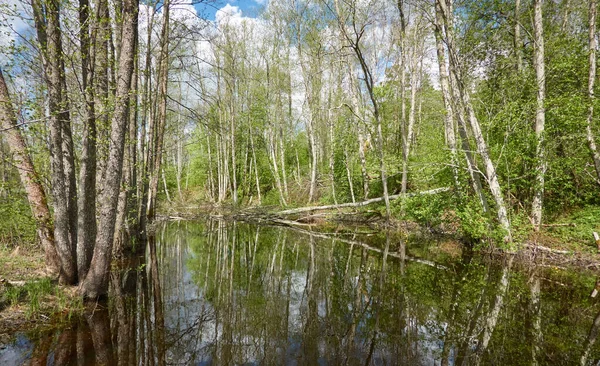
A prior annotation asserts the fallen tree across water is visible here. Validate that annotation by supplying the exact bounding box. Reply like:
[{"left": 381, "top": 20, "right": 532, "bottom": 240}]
[{"left": 274, "top": 187, "right": 451, "bottom": 216}]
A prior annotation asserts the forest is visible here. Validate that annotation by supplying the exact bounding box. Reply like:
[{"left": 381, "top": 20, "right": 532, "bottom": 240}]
[{"left": 1, "top": 0, "right": 600, "bottom": 300}]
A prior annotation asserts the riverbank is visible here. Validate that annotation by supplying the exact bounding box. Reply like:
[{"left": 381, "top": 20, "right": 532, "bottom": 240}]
[
  {"left": 0, "top": 247, "right": 83, "bottom": 341},
  {"left": 161, "top": 198, "right": 600, "bottom": 254},
  {"left": 157, "top": 198, "right": 600, "bottom": 275}
]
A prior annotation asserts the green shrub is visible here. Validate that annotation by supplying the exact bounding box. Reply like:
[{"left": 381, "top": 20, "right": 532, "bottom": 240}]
[
  {"left": 0, "top": 197, "right": 36, "bottom": 248},
  {"left": 402, "top": 191, "right": 451, "bottom": 228}
]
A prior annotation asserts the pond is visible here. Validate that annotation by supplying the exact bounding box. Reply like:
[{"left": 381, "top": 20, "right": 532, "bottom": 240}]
[{"left": 1, "top": 219, "right": 600, "bottom": 365}]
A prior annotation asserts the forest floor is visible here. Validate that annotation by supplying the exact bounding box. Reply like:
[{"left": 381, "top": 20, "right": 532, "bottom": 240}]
[{"left": 0, "top": 246, "right": 83, "bottom": 342}]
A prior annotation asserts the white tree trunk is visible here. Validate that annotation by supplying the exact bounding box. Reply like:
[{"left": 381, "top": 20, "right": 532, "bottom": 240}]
[
  {"left": 531, "top": 0, "right": 546, "bottom": 230},
  {"left": 434, "top": 3, "right": 460, "bottom": 191},
  {"left": 439, "top": 0, "right": 511, "bottom": 241},
  {"left": 587, "top": 0, "right": 600, "bottom": 183}
]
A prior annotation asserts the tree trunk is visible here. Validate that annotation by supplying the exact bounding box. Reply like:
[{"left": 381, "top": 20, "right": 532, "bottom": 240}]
[
  {"left": 344, "top": 148, "right": 356, "bottom": 203},
  {"left": 514, "top": 0, "right": 523, "bottom": 72},
  {"left": 206, "top": 132, "right": 215, "bottom": 202},
  {"left": 328, "top": 103, "right": 338, "bottom": 204},
  {"left": 307, "top": 98, "right": 318, "bottom": 204},
  {"left": 561, "top": 0, "right": 572, "bottom": 32},
  {"left": 77, "top": 0, "right": 97, "bottom": 280},
  {"left": 137, "top": 2, "right": 156, "bottom": 236},
  {"left": 0, "top": 69, "right": 60, "bottom": 275},
  {"left": 267, "top": 128, "right": 287, "bottom": 206},
  {"left": 439, "top": 0, "right": 511, "bottom": 241},
  {"left": 531, "top": 0, "right": 546, "bottom": 230},
  {"left": 249, "top": 128, "right": 261, "bottom": 204},
  {"left": 161, "top": 166, "right": 171, "bottom": 203},
  {"left": 32, "top": 0, "right": 77, "bottom": 284},
  {"left": 449, "top": 69, "right": 489, "bottom": 213},
  {"left": 147, "top": 0, "right": 170, "bottom": 220},
  {"left": 434, "top": 3, "right": 460, "bottom": 191},
  {"left": 95, "top": 0, "right": 111, "bottom": 185},
  {"left": 586, "top": 0, "right": 600, "bottom": 183},
  {"left": 401, "top": 33, "right": 423, "bottom": 194},
  {"left": 126, "top": 41, "right": 139, "bottom": 239},
  {"left": 278, "top": 121, "right": 289, "bottom": 199},
  {"left": 230, "top": 105, "right": 237, "bottom": 205},
  {"left": 80, "top": 0, "right": 138, "bottom": 298},
  {"left": 397, "top": 0, "right": 407, "bottom": 157},
  {"left": 349, "top": 67, "right": 369, "bottom": 199},
  {"left": 60, "top": 69, "right": 78, "bottom": 261}
]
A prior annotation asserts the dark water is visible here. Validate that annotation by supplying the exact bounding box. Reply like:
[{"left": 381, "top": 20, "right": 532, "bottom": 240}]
[{"left": 1, "top": 219, "right": 600, "bottom": 365}]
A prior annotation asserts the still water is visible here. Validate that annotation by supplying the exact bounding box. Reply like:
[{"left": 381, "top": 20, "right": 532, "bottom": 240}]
[{"left": 1, "top": 219, "right": 600, "bottom": 365}]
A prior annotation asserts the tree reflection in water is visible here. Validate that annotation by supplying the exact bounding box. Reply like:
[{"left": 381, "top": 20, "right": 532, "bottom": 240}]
[{"left": 9, "top": 219, "right": 600, "bottom": 365}]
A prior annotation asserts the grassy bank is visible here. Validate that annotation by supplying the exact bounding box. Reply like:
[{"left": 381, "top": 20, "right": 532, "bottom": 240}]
[
  {"left": 0, "top": 246, "right": 83, "bottom": 341},
  {"left": 163, "top": 194, "right": 600, "bottom": 261}
]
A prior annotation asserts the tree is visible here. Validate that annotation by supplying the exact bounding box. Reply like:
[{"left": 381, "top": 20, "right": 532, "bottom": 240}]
[
  {"left": 437, "top": 0, "right": 512, "bottom": 241},
  {"left": 0, "top": 68, "right": 60, "bottom": 275},
  {"left": 32, "top": 0, "right": 78, "bottom": 284},
  {"left": 531, "top": 0, "right": 546, "bottom": 230},
  {"left": 79, "top": 0, "right": 139, "bottom": 298},
  {"left": 586, "top": 0, "right": 600, "bottom": 183},
  {"left": 76, "top": 0, "right": 98, "bottom": 281},
  {"left": 331, "top": 0, "right": 391, "bottom": 218},
  {"left": 146, "top": 0, "right": 170, "bottom": 220}
]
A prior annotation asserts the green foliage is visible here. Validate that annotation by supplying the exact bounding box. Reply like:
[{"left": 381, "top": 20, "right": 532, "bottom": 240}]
[
  {"left": 542, "top": 205, "right": 600, "bottom": 252},
  {"left": 402, "top": 191, "right": 451, "bottom": 229},
  {"left": 0, "top": 195, "right": 36, "bottom": 248},
  {"left": 455, "top": 198, "right": 492, "bottom": 242}
]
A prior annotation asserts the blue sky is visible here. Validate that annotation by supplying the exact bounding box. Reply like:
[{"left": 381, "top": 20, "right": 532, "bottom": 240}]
[{"left": 194, "top": 0, "right": 265, "bottom": 20}]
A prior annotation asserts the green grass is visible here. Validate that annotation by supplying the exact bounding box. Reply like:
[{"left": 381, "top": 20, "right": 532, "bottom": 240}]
[
  {"left": 1, "top": 278, "right": 83, "bottom": 319},
  {"left": 3, "top": 278, "right": 53, "bottom": 315},
  {"left": 541, "top": 205, "right": 600, "bottom": 253},
  {"left": 0, "top": 247, "right": 45, "bottom": 282}
]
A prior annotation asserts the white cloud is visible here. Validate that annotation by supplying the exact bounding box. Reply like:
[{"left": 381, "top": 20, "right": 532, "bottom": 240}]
[
  {"left": 215, "top": 4, "right": 243, "bottom": 26},
  {"left": 171, "top": 0, "right": 200, "bottom": 24},
  {"left": 0, "top": 0, "right": 31, "bottom": 64}
]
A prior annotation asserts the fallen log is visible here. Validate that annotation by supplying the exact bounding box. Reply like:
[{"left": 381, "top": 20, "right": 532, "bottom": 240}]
[
  {"left": 0, "top": 279, "right": 26, "bottom": 287},
  {"left": 523, "top": 243, "right": 571, "bottom": 255},
  {"left": 275, "top": 187, "right": 451, "bottom": 216}
]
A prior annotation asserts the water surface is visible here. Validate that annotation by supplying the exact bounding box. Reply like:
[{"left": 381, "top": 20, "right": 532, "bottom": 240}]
[{"left": 1, "top": 219, "right": 599, "bottom": 365}]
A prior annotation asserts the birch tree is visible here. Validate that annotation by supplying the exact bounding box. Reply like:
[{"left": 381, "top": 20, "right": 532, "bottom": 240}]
[
  {"left": 531, "top": 0, "right": 546, "bottom": 230},
  {"left": 586, "top": 0, "right": 600, "bottom": 183},
  {"left": 437, "top": 0, "right": 512, "bottom": 241}
]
